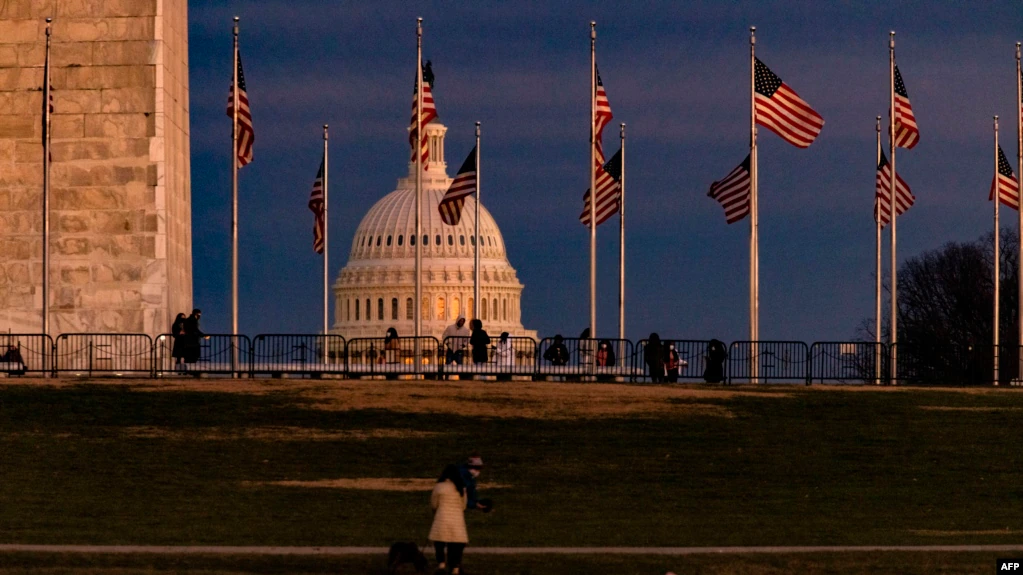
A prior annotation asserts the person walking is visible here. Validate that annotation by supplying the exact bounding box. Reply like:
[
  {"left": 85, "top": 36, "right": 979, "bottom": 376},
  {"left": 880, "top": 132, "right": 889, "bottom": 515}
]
[
  {"left": 442, "top": 315, "right": 470, "bottom": 365},
  {"left": 469, "top": 319, "right": 490, "bottom": 365},
  {"left": 645, "top": 333, "right": 665, "bottom": 383},
  {"left": 183, "top": 309, "right": 204, "bottom": 364},
  {"left": 170, "top": 313, "right": 187, "bottom": 370},
  {"left": 429, "top": 464, "right": 469, "bottom": 575}
]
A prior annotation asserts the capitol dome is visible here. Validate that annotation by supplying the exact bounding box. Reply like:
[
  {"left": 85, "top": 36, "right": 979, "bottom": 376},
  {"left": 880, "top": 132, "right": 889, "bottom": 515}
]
[{"left": 332, "top": 121, "right": 536, "bottom": 341}]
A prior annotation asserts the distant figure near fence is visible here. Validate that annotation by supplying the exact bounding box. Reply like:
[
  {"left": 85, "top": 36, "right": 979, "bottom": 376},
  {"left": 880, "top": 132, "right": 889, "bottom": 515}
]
[
  {"left": 544, "top": 335, "right": 569, "bottom": 366},
  {"left": 704, "top": 339, "right": 726, "bottom": 383},
  {"left": 383, "top": 327, "right": 400, "bottom": 364},
  {"left": 469, "top": 319, "right": 490, "bottom": 365},
  {"left": 646, "top": 333, "right": 665, "bottom": 383},
  {"left": 596, "top": 339, "right": 616, "bottom": 367},
  {"left": 443, "top": 315, "right": 470, "bottom": 365},
  {"left": 493, "top": 332, "right": 513, "bottom": 366},
  {"left": 171, "top": 313, "right": 186, "bottom": 369},
  {"left": 183, "top": 309, "right": 204, "bottom": 364}
]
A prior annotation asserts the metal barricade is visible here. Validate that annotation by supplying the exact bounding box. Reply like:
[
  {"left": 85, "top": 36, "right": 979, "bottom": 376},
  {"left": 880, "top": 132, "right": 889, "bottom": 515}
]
[
  {"left": 0, "top": 334, "right": 54, "bottom": 376},
  {"left": 54, "top": 333, "right": 153, "bottom": 376},
  {"left": 153, "top": 334, "right": 252, "bottom": 377},
  {"left": 727, "top": 341, "right": 810, "bottom": 384},
  {"left": 634, "top": 339, "right": 714, "bottom": 382},
  {"left": 250, "top": 334, "right": 347, "bottom": 377},
  {"left": 345, "top": 336, "right": 440, "bottom": 378},
  {"left": 536, "top": 338, "right": 636, "bottom": 380},
  {"left": 809, "top": 342, "right": 886, "bottom": 384},
  {"left": 441, "top": 335, "right": 537, "bottom": 378},
  {"left": 892, "top": 342, "right": 1013, "bottom": 386}
]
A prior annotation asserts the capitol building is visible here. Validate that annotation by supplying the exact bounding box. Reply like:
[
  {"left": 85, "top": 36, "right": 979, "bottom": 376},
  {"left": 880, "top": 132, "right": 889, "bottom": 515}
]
[{"left": 332, "top": 122, "right": 537, "bottom": 341}]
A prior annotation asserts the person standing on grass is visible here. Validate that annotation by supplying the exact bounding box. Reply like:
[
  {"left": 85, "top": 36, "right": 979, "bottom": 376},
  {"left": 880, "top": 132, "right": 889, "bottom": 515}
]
[
  {"left": 442, "top": 315, "right": 470, "bottom": 365},
  {"left": 645, "top": 333, "right": 665, "bottom": 383},
  {"left": 430, "top": 464, "right": 469, "bottom": 575},
  {"left": 493, "top": 332, "right": 514, "bottom": 367},
  {"left": 664, "top": 341, "right": 681, "bottom": 383},
  {"left": 469, "top": 319, "right": 490, "bottom": 365},
  {"left": 170, "top": 313, "right": 187, "bottom": 369}
]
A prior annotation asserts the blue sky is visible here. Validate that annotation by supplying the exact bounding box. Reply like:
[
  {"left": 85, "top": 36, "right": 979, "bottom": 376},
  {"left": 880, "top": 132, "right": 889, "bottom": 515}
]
[{"left": 187, "top": 1, "right": 1023, "bottom": 341}]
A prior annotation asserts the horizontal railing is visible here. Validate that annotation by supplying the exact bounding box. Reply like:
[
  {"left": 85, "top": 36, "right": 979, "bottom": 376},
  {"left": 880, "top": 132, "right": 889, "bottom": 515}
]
[{"left": 1, "top": 333, "right": 1017, "bottom": 386}]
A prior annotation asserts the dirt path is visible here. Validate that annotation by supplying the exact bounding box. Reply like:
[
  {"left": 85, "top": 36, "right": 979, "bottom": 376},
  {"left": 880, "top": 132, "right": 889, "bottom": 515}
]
[{"left": 2, "top": 544, "right": 1022, "bottom": 555}]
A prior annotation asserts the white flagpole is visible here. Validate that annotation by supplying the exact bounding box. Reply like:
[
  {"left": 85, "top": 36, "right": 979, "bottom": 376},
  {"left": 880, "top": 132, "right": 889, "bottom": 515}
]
[
  {"left": 589, "top": 21, "right": 597, "bottom": 340},
  {"left": 474, "top": 122, "right": 481, "bottom": 322},
  {"left": 1016, "top": 42, "right": 1022, "bottom": 385},
  {"left": 415, "top": 18, "right": 423, "bottom": 340},
  {"left": 889, "top": 31, "right": 898, "bottom": 384},
  {"left": 994, "top": 116, "right": 1001, "bottom": 385},
  {"left": 323, "top": 124, "right": 329, "bottom": 336},
  {"left": 618, "top": 122, "right": 626, "bottom": 342},
  {"left": 42, "top": 17, "right": 52, "bottom": 337},
  {"left": 750, "top": 26, "right": 759, "bottom": 383},
  {"left": 231, "top": 16, "right": 240, "bottom": 376},
  {"left": 875, "top": 116, "right": 882, "bottom": 384}
]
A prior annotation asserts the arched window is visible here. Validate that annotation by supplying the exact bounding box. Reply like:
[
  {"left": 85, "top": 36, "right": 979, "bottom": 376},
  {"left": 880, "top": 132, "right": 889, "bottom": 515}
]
[
  {"left": 452, "top": 297, "right": 460, "bottom": 319},
  {"left": 468, "top": 297, "right": 474, "bottom": 320},
  {"left": 447, "top": 235, "right": 453, "bottom": 246},
  {"left": 398, "top": 235, "right": 403, "bottom": 246},
  {"left": 481, "top": 298, "right": 488, "bottom": 320},
  {"left": 435, "top": 234, "right": 441, "bottom": 246},
  {"left": 422, "top": 297, "right": 430, "bottom": 321},
  {"left": 391, "top": 298, "right": 398, "bottom": 320},
  {"left": 493, "top": 299, "right": 498, "bottom": 321},
  {"left": 436, "top": 297, "right": 445, "bottom": 321},
  {"left": 378, "top": 298, "right": 384, "bottom": 320},
  {"left": 346, "top": 299, "right": 350, "bottom": 322},
  {"left": 386, "top": 235, "right": 392, "bottom": 246},
  {"left": 360, "top": 236, "right": 365, "bottom": 247},
  {"left": 355, "top": 299, "right": 360, "bottom": 320},
  {"left": 366, "top": 299, "right": 371, "bottom": 321},
  {"left": 459, "top": 235, "right": 465, "bottom": 246},
  {"left": 503, "top": 299, "right": 507, "bottom": 321},
  {"left": 406, "top": 298, "right": 414, "bottom": 320},
  {"left": 410, "top": 235, "right": 416, "bottom": 246},
  {"left": 423, "top": 235, "right": 429, "bottom": 245},
  {"left": 376, "top": 236, "right": 381, "bottom": 247},
  {"left": 470, "top": 236, "right": 475, "bottom": 246}
]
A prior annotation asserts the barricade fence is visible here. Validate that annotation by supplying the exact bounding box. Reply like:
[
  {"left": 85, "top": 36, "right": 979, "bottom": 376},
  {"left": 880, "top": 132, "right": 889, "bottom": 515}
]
[
  {"left": 441, "top": 335, "right": 537, "bottom": 378},
  {"left": 346, "top": 336, "right": 441, "bottom": 377},
  {"left": 154, "top": 334, "right": 252, "bottom": 377},
  {"left": 809, "top": 342, "right": 887, "bottom": 384},
  {"left": 536, "top": 338, "right": 637, "bottom": 380},
  {"left": 0, "top": 334, "right": 54, "bottom": 376},
  {"left": 54, "top": 333, "right": 153, "bottom": 375},
  {"left": 3, "top": 333, "right": 1020, "bottom": 386},
  {"left": 251, "top": 334, "right": 346, "bottom": 377}
]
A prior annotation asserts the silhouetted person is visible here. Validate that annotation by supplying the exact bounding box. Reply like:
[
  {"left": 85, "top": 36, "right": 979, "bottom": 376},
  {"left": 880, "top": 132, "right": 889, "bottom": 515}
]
[
  {"left": 596, "top": 339, "right": 616, "bottom": 367},
  {"left": 183, "top": 309, "right": 204, "bottom": 364},
  {"left": 469, "top": 319, "right": 490, "bottom": 365},
  {"left": 704, "top": 339, "right": 727, "bottom": 383},
  {"left": 171, "top": 313, "right": 186, "bottom": 368},
  {"left": 645, "top": 333, "right": 665, "bottom": 382},
  {"left": 544, "top": 335, "right": 569, "bottom": 366}
]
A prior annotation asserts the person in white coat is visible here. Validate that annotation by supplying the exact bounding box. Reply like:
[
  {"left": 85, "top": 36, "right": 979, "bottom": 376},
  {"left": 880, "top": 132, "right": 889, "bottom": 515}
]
[
  {"left": 492, "top": 332, "right": 514, "bottom": 368},
  {"left": 430, "top": 464, "right": 469, "bottom": 574}
]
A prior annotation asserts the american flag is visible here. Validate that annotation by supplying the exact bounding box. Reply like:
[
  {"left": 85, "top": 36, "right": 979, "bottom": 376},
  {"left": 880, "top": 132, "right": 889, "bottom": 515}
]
[
  {"left": 439, "top": 146, "right": 476, "bottom": 225},
  {"left": 409, "top": 61, "right": 438, "bottom": 168},
  {"left": 579, "top": 147, "right": 622, "bottom": 226},
  {"left": 874, "top": 149, "right": 915, "bottom": 227},
  {"left": 893, "top": 65, "right": 919, "bottom": 149},
  {"left": 580, "top": 67, "right": 617, "bottom": 227},
  {"left": 226, "top": 52, "right": 254, "bottom": 167},
  {"left": 308, "top": 158, "right": 325, "bottom": 254},
  {"left": 754, "top": 58, "right": 824, "bottom": 149},
  {"left": 707, "top": 155, "right": 751, "bottom": 224},
  {"left": 990, "top": 145, "right": 1020, "bottom": 210},
  {"left": 594, "top": 67, "right": 613, "bottom": 152}
]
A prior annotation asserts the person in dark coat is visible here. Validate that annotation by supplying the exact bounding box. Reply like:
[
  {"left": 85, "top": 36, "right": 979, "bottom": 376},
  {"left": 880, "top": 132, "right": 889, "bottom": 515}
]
[
  {"left": 543, "top": 334, "right": 569, "bottom": 366},
  {"left": 183, "top": 309, "right": 204, "bottom": 364},
  {"left": 704, "top": 339, "right": 727, "bottom": 383},
  {"left": 664, "top": 341, "right": 681, "bottom": 383},
  {"left": 170, "top": 313, "right": 187, "bottom": 368},
  {"left": 469, "top": 319, "right": 490, "bottom": 365},
  {"left": 645, "top": 333, "right": 665, "bottom": 382}
]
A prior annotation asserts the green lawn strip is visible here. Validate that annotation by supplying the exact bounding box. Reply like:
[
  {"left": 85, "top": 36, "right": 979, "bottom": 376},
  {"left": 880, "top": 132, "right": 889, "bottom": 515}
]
[
  {"left": 0, "top": 384, "right": 1020, "bottom": 547},
  {"left": 0, "top": 551, "right": 1000, "bottom": 575}
]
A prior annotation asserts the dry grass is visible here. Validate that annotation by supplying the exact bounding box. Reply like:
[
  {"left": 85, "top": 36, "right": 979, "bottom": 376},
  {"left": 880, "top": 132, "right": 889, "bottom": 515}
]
[
  {"left": 918, "top": 406, "right": 1023, "bottom": 412},
  {"left": 119, "top": 426, "right": 441, "bottom": 441},
  {"left": 909, "top": 529, "right": 1022, "bottom": 536},
  {"left": 246, "top": 477, "right": 513, "bottom": 491}
]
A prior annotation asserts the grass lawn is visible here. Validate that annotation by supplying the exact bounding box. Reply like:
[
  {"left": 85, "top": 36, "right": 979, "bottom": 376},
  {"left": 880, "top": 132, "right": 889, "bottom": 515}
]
[{"left": 0, "top": 378, "right": 1020, "bottom": 572}]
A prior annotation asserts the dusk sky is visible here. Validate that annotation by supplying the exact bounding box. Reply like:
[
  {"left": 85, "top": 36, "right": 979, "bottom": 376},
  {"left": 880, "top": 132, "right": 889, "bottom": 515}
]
[{"left": 188, "top": 1, "right": 1022, "bottom": 342}]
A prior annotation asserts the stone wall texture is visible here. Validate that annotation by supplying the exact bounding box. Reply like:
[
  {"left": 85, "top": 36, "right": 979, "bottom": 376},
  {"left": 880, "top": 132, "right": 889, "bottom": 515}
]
[{"left": 0, "top": 0, "right": 191, "bottom": 337}]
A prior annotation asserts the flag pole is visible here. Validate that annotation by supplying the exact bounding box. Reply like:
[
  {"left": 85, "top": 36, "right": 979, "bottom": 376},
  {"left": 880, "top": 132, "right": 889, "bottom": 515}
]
[
  {"left": 618, "top": 122, "right": 626, "bottom": 342},
  {"left": 231, "top": 16, "right": 240, "bottom": 377},
  {"left": 589, "top": 21, "right": 597, "bottom": 341},
  {"left": 42, "top": 17, "right": 52, "bottom": 338},
  {"left": 749, "top": 26, "right": 759, "bottom": 383},
  {"left": 415, "top": 18, "right": 423, "bottom": 341},
  {"left": 875, "top": 115, "right": 882, "bottom": 384},
  {"left": 1016, "top": 42, "right": 1022, "bottom": 386},
  {"left": 994, "top": 116, "right": 1001, "bottom": 386},
  {"left": 888, "top": 31, "right": 898, "bottom": 384},
  {"left": 474, "top": 121, "right": 481, "bottom": 322},
  {"left": 322, "top": 124, "right": 329, "bottom": 336}
]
